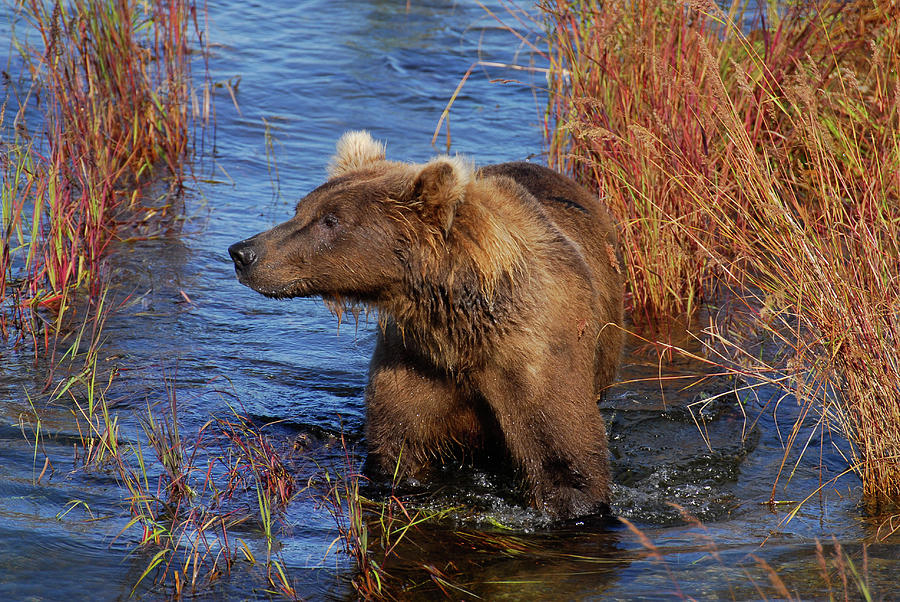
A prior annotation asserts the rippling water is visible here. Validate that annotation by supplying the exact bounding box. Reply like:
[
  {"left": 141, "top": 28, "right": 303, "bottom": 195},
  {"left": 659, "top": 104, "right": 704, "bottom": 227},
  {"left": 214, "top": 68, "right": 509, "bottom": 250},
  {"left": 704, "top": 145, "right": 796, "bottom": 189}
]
[{"left": 2, "top": 1, "right": 898, "bottom": 599}]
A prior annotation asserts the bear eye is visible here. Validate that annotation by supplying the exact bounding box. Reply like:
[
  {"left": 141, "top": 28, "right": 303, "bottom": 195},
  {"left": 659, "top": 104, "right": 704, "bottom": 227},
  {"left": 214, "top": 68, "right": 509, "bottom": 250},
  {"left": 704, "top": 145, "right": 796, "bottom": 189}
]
[{"left": 321, "top": 213, "right": 339, "bottom": 229}]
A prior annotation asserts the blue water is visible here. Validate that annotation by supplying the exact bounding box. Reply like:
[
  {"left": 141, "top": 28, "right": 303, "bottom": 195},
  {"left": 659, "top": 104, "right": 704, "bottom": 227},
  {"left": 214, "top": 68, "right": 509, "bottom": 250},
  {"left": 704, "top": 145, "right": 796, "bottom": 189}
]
[{"left": 2, "top": 1, "right": 898, "bottom": 599}]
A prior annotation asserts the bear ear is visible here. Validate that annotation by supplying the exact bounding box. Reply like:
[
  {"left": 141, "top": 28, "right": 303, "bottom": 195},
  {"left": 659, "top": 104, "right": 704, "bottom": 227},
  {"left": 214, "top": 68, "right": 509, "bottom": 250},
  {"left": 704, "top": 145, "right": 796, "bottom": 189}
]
[
  {"left": 409, "top": 156, "right": 473, "bottom": 237},
  {"left": 328, "top": 131, "right": 386, "bottom": 178}
]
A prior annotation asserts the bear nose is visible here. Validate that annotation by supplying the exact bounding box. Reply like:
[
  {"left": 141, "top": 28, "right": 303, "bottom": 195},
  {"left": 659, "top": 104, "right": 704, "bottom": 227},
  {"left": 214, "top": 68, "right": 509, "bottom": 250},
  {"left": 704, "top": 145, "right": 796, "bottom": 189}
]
[{"left": 228, "top": 240, "right": 258, "bottom": 272}]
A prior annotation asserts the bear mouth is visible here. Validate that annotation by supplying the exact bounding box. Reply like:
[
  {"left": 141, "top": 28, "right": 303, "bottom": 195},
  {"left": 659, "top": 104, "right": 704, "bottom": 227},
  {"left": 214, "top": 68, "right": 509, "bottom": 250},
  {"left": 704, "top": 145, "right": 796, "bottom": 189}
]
[
  {"left": 236, "top": 271, "right": 379, "bottom": 307},
  {"left": 258, "top": 288, "right": 298, "bottom": 300},
  {"left": 236, "top": 275, "right": 312, "bottom": 300},
  {"left": 257, "top": 283, "right": 312, "bottom": 300}
]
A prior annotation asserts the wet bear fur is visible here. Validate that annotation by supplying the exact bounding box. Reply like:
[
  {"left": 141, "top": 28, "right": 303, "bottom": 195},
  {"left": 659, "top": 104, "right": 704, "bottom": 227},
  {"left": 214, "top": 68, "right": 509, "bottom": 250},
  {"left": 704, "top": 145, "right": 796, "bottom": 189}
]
[{"left": 228, "top": 131, "right": 624, "bottom": 519}]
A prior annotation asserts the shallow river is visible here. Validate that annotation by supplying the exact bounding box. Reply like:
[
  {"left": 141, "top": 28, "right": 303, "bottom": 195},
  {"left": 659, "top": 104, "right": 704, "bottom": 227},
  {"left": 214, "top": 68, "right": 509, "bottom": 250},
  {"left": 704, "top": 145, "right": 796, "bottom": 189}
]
[{"left": 2, "top": 1, "right": 898, "bottom": 599}]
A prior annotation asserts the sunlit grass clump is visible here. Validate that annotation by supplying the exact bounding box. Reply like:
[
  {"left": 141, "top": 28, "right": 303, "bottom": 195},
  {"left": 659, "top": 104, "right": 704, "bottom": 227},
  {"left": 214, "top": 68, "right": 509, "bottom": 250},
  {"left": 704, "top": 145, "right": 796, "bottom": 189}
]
[
  {"left": 546, "top": 0, "right": 900, "bottom": 505},
  {"left": 1, "top": 0, "right": 205, "bottom": 356}
]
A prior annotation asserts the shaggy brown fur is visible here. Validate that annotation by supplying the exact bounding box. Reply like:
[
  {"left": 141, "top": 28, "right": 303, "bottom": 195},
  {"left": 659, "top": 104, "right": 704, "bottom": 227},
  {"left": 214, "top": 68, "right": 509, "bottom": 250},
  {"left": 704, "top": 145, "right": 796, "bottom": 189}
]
[{"left": 229, "top": 131, "right": 624, "bottom": 519}]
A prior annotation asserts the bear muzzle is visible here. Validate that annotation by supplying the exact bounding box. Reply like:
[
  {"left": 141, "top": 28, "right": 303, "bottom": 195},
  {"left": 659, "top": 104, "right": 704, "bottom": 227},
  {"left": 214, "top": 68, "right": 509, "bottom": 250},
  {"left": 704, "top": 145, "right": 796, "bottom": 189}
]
[{"left": 228, "top": 235, "right": 303, "bottom": 298}]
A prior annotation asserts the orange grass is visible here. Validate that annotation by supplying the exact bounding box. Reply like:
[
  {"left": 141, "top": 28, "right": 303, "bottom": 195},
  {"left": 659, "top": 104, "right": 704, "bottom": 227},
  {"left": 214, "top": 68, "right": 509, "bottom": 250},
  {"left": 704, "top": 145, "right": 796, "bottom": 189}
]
[{"left": 545, "top": 0, "right": 900, "bottom": 505}]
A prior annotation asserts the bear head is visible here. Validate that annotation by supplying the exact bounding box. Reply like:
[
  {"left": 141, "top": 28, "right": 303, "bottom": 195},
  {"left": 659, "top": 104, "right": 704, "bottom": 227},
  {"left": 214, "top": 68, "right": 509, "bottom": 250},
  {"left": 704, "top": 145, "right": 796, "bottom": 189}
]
[{"left": 228, "top": 131, "right": 473, "bottom": 306}]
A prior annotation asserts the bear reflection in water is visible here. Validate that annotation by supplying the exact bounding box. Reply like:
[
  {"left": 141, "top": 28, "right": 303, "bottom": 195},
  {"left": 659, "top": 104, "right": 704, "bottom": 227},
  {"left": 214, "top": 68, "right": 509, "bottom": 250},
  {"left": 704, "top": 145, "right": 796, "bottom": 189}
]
[{"left": 229, "top": 131, "right": 624, "bottom": 520}]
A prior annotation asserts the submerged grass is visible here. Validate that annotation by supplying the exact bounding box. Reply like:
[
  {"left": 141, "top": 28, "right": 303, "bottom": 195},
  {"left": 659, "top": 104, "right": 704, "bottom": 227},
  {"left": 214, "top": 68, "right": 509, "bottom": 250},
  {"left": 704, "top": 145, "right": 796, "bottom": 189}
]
[
  {"left": 623, "top": 505, "right": 880, "bottom": 600},
  {"left": 545, "top": 0, "right": 900, "bottom": 507}
]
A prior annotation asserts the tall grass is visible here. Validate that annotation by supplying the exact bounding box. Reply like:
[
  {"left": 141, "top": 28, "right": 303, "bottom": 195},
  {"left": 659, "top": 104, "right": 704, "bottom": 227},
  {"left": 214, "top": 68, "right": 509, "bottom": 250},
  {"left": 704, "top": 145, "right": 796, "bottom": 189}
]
[
  {"left": 546, "top": 0, "right": 725, "bottom": 321},
  {"left": 1, "top": 0, "right": 206, "bottom": 363},
  {"left": 1, "top": 1, "right": 279, "bottom": 596},
  {"left": 546, "top": 0, "right": 900, "bottom": 505}
]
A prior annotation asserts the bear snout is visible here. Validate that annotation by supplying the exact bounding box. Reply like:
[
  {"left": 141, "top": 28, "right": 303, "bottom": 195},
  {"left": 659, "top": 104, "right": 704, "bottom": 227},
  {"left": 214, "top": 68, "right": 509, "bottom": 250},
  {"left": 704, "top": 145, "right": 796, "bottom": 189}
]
[{"left": 228, "top": 239, "right": 259, "bottom": 275}]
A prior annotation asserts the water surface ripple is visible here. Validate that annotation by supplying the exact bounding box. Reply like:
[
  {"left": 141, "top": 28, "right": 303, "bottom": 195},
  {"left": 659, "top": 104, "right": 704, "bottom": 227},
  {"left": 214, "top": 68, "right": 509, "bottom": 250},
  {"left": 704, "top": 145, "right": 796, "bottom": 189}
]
[{"left": 2, "top": 1, "right": 898, "bottom": 599}]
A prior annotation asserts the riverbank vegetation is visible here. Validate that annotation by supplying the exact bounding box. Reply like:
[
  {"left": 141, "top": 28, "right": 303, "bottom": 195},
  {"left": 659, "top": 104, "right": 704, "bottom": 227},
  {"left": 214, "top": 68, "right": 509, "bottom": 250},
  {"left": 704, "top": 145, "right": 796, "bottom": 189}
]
[
  {"left": 4, "top": 0, "right": 900, "bottom": 597},
  {"left": 0, "top": 0, "right": 262, "bottom": 595},
  {"left": 1, "top": 0, "right": 204, "bottom": 367},
  {"left": 545, "top": 0, "right": 900, "bottom": 511}
]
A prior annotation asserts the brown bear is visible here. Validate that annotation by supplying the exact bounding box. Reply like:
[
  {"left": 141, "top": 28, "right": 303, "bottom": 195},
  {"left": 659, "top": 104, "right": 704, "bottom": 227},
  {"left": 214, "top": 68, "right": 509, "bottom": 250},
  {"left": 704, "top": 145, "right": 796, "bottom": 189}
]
[{"left": 228, "top": 131, "right": 624, "bottom": 519}]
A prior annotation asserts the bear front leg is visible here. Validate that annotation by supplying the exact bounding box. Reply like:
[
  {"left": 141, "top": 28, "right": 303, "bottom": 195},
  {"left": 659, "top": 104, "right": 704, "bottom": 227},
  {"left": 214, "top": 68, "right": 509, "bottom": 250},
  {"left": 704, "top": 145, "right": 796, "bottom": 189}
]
[
  {"left": 365, "top": 333, "right": 482, "bottom": 481},
  {"left": 475, "top": 361, "right": 612, "bottom": 519}
]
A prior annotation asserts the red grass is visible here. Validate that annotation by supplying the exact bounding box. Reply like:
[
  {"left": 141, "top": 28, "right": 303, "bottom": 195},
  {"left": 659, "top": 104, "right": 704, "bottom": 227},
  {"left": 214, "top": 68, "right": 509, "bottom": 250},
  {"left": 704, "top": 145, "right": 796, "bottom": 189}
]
[
  {"left": 545, "top": 0, "right": 900, "bottom": 505},
  {"left": 1, "top": 0, "right": 203, "bottom": 361}
]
